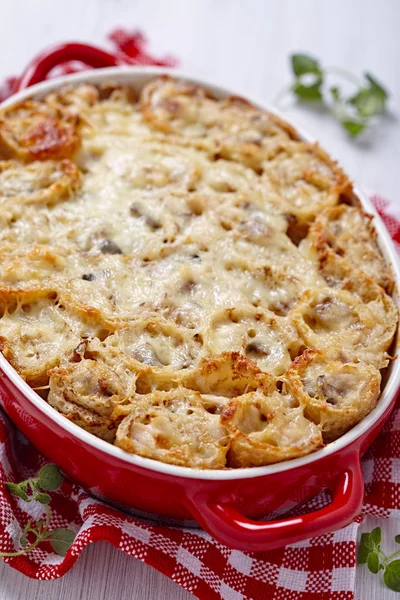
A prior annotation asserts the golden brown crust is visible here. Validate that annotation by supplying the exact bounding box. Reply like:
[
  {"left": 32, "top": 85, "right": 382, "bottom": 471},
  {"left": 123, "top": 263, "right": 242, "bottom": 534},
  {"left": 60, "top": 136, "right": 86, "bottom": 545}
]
[
  {"left": 181, "top": 352, "right": 275, "bottom": 397},
  {"left": 0, "top": 101, "right": 81, "bottom": 162}
]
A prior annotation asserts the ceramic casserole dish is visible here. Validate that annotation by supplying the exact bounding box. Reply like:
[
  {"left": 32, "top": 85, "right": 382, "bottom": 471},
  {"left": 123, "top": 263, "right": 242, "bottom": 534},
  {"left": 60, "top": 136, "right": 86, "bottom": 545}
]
[{"left": 0, "top": 43, "right": 399, "bottom": 552}]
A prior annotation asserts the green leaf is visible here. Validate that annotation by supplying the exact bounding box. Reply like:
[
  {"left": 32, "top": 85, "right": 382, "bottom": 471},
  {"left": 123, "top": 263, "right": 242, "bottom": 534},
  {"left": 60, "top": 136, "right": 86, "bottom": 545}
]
[
  {"left": 19, "top": 519, "right": 35, "bottom": 548},
  {"left": 48, "top": 528, "right": 76, "bottom": 556},
  {"left": 350, "top": 90, "right": 384, "bottom": 117},
  {"left": 293, "top": 81, "right": 323, "bottom": 102},
  {"left": 365, "top": 73, "right": 388, "bottom": 100},
  {"left": 370, "top": 527, "right": 382, "bottom": 547},
  {"left": 341, "top": 119, "right": 365, "bottom": 137},
  {"left": 384, "top": 560, "right": 400, "bottom": 592},
  {"left": 38, "top": 464, "right": 63, "bottom": 491},
  {"left": 365, "top": 538, "right": 374, "bottom": 551},
  {"left": 367, "top": 551, "right": 380, "bottom": 574},
  {"left": 349, "top": 74, "right": 388, "bottom": 118},
  {"left": 358, "top": 533, "right": 372, "bottom": 564},
  {"left": 23, "top": 519, "right": 33, "bottom": 533},
  {"left": 395, "top": 535, "right": 400, "bottom": 544},
  {"left": 291, "top": 54, "right": 322, "bottom": 76},
  {"left": 35, "top": 492, "right": 51, "bottom": 505},
  {"left": 330, "top": 86, "right": 341, "bottom": 102},
  {"left": 290, "top": 54, "right": 323, "bottom": 104},
  {"left": 280, "top": 54, "right": 390, "bottom": 143},
  {"left": 6, "top": 482, "right": 29, "bottom": 502}
]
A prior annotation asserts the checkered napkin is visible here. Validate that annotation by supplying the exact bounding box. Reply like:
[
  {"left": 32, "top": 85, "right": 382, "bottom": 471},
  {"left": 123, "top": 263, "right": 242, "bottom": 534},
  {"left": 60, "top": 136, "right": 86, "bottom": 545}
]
[{"left": 1, "top": 31, "right": 400, "bottom": 600}]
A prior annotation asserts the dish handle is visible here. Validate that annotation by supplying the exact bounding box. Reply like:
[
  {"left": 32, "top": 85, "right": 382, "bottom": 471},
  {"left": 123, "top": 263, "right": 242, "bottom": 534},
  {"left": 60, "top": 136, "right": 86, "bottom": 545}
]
[
  {"left": 187, "top": 453, "right": 364, "bottom": 552},
  {"left": 13, "top": 42, "right": 123, "bottom": 93}
]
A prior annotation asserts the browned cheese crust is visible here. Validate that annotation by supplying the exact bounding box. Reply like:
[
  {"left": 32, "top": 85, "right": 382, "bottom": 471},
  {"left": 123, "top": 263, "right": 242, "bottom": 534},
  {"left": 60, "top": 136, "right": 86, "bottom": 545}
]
[{"left": 0, "top": 78, "right": 396, "bottom": 468}]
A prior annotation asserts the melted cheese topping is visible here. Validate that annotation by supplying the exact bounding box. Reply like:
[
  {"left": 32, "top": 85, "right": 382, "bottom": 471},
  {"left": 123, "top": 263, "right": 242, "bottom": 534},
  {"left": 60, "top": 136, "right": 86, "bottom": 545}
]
[
  {"left": 0, "top": 78, "right": 396, "bottom": 469},
  {"left": 221, "top": 388, "right": 322, "bottom": 467},
  {"left": 284, "top": 349, "right": 381, "bottom": 442}
]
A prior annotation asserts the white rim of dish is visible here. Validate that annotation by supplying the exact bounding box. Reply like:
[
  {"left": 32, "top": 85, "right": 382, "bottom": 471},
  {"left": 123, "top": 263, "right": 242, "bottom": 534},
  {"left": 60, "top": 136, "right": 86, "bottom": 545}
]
[{"left": 1, "top": 66, "right": 399, "bottom": 481}]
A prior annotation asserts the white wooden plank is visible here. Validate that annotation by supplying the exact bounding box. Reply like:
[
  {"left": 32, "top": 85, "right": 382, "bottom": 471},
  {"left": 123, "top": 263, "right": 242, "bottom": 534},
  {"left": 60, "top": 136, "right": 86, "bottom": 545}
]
[{"left": 0, "top": 543, "right": 192, "bottom": 600}]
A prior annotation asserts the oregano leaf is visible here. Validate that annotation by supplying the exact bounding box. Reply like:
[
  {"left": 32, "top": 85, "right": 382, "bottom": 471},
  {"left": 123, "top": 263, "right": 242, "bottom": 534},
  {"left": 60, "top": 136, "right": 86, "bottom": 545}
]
[
  {"left": 341, "top": 119, "right": 365, "bottom": 137},
  {"left": 349, "top": 74, "right": 388, "bottom": 117},
  {"left": 291, "top": 54, "right": 322, "bottom": 77},
  {"left": 358, "top": 533, "right": 371, "bottom": 564},
  {"left": 48, "top": 528, "right": 76, "bottom": 556},
  {"left": 370, "top": 527, "right": 382, "bottom": 547},
  {"left": 293, "top": 82, "right": 323, "bottom": 102},
  {"left": 35, "top": 492, "right": 52, "bottom": 505},
  {"left": 350, "top": 90, "right": 384, "bottom": 117},
  {"left": 23, "top": 519, "right": 33, "bottom": 533},
  {"left": 330, "top": 86, "right": 341, "bottom": 102},
  {"left": 365, "top": 73, "right": 388, "bottom": 100},
  {"left": 38, "top": 464, "right": 63, "bottom": 491},
  {"left": 6, "top": 482, "right": 29, "bottom": 502},
  {"left": 384, "top": 560, "right": 400, "bottom": 592},
  {"left": 367, "top": 551, "right": 380, "bottom": 574}
]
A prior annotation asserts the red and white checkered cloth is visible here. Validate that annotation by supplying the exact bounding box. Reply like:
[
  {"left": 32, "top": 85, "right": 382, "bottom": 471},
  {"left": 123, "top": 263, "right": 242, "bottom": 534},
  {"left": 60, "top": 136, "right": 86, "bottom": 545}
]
[{"left": 1, "top": 30, "right": 400, "bottom": 600}]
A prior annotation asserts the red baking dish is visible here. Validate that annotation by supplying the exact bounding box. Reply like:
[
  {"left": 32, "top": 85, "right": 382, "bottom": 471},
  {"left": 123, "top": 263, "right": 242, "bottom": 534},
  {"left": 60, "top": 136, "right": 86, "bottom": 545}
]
[{"left": 0, "top": 43, "right": 399, "bottom": 553}]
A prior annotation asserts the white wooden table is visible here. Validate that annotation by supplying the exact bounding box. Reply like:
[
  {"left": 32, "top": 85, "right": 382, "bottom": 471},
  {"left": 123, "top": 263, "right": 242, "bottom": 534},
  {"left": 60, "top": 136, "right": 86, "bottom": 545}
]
[{"left": 0, "top": 0, "right": 399, "bottom": 598}]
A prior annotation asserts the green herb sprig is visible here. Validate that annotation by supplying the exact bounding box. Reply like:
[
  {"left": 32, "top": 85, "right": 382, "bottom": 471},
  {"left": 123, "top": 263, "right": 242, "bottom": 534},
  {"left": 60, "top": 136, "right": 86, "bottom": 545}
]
[
  {"left": 0, "top": 464, "right": 76, "bottom": 558},
  {"left": 358, "top": 527, "right": 400, "bottom": 592},
  {"left": 277, "top": 53, "right": 389, "bottom": 138}
]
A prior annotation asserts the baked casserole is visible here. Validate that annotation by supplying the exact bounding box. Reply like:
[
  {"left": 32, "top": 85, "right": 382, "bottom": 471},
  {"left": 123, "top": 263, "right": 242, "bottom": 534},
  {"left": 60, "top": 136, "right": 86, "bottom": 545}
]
[{"left": 0, "top": 77, "right": 397, "bottom": 469}]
